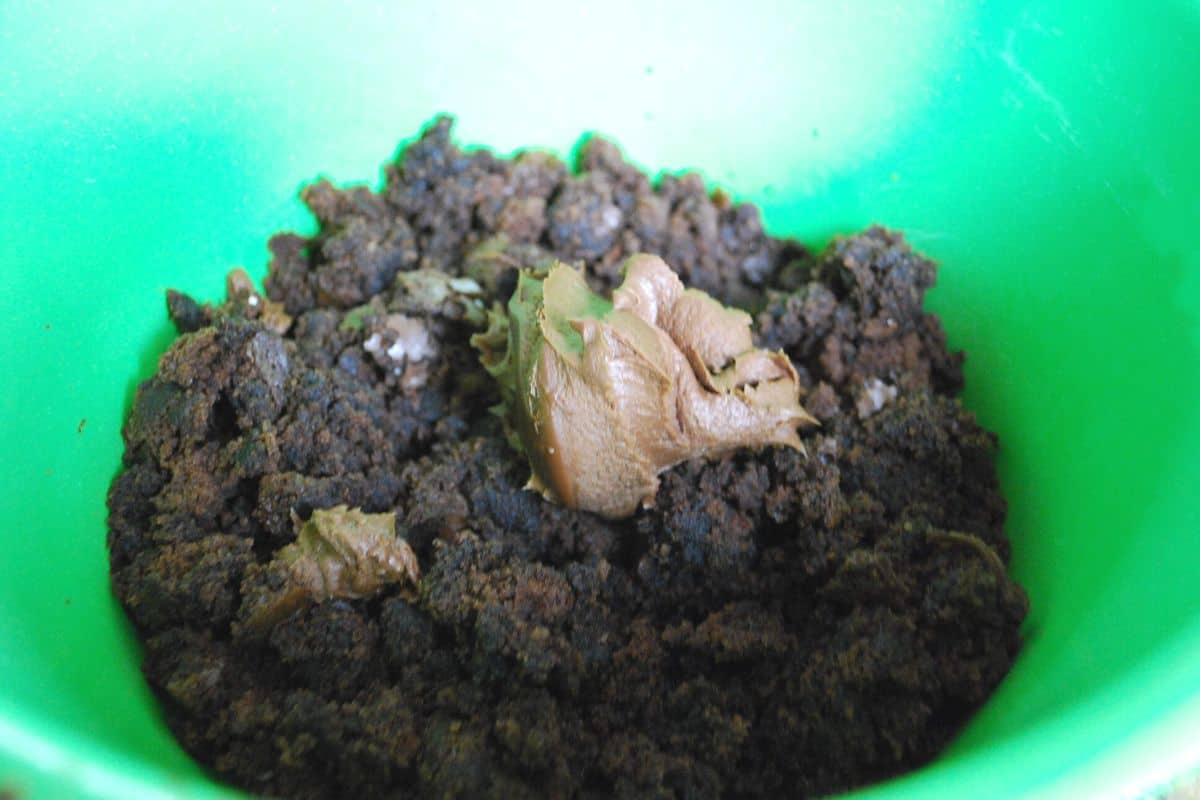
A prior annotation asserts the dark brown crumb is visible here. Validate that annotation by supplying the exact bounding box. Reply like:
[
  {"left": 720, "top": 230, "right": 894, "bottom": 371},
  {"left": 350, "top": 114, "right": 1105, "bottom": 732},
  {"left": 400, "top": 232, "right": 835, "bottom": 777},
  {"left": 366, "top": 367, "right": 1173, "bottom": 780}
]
[{"left": 108, "top": 116, "right": 1027, "bottom": 800}]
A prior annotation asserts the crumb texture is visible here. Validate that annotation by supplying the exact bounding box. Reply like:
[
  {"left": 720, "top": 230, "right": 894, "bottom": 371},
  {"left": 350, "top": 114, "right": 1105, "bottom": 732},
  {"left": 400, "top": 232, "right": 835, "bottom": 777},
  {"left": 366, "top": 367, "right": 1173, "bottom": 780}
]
[{"left": 111, "top": 117, "right": 1027, "bottom": 800}]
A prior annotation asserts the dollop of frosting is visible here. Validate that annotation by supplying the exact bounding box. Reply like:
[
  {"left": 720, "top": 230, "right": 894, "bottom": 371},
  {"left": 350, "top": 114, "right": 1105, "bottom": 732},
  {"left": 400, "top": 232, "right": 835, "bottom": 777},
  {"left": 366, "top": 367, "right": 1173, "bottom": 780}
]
[{"left": 472, "top": 254, "right": 816, "bottom": 519}]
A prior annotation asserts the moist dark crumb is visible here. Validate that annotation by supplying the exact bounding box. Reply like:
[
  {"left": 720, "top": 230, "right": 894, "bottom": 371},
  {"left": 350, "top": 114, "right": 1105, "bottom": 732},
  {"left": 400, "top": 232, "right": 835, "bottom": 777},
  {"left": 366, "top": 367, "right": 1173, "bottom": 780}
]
[{"left": 109, "top": 116, "right": 1028, "bottom": 800}]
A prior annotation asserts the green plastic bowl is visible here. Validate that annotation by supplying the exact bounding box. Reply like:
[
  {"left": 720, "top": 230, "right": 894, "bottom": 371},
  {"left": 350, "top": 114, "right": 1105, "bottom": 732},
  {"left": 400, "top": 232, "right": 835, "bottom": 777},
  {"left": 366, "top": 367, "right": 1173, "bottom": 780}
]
[{"left": 2, "top": 2, "right": 1198, "bottom": 798}]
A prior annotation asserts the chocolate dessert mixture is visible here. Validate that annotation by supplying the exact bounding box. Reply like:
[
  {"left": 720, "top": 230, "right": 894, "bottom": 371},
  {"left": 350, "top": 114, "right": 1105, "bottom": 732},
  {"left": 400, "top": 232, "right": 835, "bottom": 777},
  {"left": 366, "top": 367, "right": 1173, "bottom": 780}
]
[{"left": 108, "top": 117, "right": 1028, "bottom": 799}]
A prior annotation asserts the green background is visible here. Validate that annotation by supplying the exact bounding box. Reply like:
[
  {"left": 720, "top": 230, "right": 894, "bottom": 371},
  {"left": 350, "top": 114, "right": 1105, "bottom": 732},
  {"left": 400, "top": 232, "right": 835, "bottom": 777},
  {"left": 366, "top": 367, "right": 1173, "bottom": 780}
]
[{"left": 1, "top": 1, "right": 1198, "bottom": 797}]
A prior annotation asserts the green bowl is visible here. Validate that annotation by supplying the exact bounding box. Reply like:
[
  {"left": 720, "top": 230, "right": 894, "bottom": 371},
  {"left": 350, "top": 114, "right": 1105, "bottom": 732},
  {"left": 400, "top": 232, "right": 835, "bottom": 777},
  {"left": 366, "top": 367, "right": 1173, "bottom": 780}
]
[{"left": 2, "top": 2, "right": 1198, "bottom": 798}]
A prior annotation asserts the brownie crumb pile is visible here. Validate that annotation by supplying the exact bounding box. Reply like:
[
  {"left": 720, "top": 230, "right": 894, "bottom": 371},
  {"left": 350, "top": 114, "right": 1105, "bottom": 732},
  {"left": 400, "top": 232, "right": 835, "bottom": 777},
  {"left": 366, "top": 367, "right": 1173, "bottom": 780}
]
[{"left": 109, "top": 117, "right": 1027, "bottom": 799}]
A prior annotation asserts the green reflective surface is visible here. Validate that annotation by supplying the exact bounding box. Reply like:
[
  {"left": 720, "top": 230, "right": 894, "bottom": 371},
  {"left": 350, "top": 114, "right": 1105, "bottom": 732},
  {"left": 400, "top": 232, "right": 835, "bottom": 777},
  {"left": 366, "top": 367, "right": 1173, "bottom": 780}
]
[{"left": 1, "top": 2, "right": 1198, "bottom": 798}]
